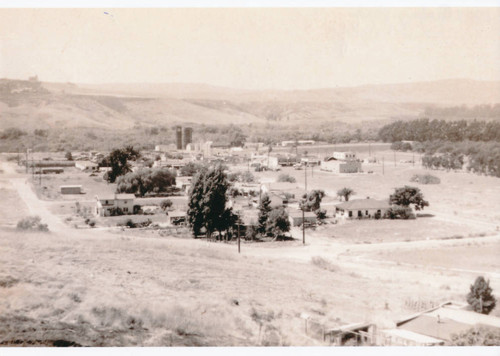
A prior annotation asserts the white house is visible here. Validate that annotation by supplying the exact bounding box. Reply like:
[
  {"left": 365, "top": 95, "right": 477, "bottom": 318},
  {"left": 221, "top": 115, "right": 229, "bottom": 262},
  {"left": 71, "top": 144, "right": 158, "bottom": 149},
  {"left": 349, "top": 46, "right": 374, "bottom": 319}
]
[
  {"left": 75, "top": 160, "right": 99, "bottom": 171},
  {"left": 96, "top": 193, "right": 136, "bottom": 216},
  {"left": 335, "top": 198, "right": 390, "bottom": 219}
]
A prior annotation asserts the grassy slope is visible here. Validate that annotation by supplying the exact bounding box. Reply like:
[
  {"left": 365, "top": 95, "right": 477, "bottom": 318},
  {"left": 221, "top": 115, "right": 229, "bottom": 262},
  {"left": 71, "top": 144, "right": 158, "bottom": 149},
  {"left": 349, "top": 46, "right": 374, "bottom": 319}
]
[{"left": 0, "top": 228, "right": 461, "bottom": 346}]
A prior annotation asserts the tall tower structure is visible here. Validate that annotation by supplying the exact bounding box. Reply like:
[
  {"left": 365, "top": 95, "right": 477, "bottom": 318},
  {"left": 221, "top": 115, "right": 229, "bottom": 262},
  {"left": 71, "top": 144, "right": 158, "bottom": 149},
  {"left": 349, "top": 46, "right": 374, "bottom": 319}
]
[
  {"left": 175, "top": 126, "right": 183, "bottom": 150},
  {"left": 183, "top": 127, "right": 193, "bottom": 150}
]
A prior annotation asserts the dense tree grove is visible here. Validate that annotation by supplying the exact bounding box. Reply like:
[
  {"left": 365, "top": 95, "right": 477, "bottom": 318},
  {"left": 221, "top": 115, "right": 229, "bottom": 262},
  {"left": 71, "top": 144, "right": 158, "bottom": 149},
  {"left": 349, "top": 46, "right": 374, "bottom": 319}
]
[
  {"left": 423, "top": 103, "right": 500, "bottom": 119},
  {"left": 467, "top": 276, "right": 497, "bottom": 315},
  {"left": 380, "top": 119, "right": 500, "bottom": 178},
  {"left": 378, "top": 118, "right": 500, "bottom": 143},
  {"left": 116, "top": 168, "right": 176, "bottom": 197},
  {"left": 187, "top": 164, "right": 237, "bottom": 239}
]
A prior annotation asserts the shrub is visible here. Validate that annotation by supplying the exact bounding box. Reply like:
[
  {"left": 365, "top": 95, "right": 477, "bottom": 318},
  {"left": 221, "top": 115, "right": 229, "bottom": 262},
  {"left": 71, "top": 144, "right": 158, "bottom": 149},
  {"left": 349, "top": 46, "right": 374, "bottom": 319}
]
[
  {"left": 467, "top": 276, "right": 496, "bottom": 314},
  {"left": 160, "top": 199, "right": 173, "bottom": 211},
  {"left": 277, "top": 174, "right": 296, "bottom": 183},
  {"left": 410, "top": 174, "right": 441, "bottom": 185},
  {"left": 16, "top": 216, "right": 49, "bottom": 232},
  {"left": 451, "top": 327, "right": 500, "bottom": 346},
  {"left": 311, "top": 256, "right": 338, "bottom": 272},
  {"left": 384, "top": 206, "right": 416, "bottom": 220}
]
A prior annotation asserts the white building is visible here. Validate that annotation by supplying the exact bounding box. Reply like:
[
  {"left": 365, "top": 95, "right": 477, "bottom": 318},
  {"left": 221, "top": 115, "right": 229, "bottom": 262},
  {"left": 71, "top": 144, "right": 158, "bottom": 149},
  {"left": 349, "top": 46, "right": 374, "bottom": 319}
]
[
  {"left": 96, "top": 193, "right": 136, "bottom": 216},
  {"left": 332, "top": 151, "right": 357, "bottom": 160}
]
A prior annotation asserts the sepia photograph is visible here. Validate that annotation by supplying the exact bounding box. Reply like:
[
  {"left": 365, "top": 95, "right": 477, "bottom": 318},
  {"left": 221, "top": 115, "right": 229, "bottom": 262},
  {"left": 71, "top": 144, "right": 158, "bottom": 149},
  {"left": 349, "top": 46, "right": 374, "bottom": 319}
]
[{"left": 0, "top": 1, "right": 499, "bottom": 352}]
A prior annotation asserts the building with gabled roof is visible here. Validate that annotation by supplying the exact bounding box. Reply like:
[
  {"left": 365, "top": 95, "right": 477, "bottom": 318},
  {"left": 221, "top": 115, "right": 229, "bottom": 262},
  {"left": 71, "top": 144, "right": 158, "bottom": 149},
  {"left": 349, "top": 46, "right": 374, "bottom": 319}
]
[
  {"left": 96, "top": 193, "right": 136, "bottom": 216},
  {"left": 335, "top": 198, "right": 390, "bottom": 219}
]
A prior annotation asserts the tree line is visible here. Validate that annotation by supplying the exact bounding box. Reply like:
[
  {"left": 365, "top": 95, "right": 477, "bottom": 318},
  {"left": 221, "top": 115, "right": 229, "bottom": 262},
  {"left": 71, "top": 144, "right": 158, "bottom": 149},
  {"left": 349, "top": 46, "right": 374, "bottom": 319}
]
[{"left": 379, "top": 118, "right": 500, "bottom": 143}]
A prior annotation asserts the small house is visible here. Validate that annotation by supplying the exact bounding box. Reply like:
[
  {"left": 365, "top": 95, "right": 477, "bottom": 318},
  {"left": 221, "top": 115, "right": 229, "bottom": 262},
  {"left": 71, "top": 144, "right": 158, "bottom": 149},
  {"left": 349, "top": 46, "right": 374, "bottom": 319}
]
[
  {"left": 288, "top": 210, "right": 317, "bottom": 227},
  {"left": 335, "top": 198, "right": 390, "bottom": 219},
  {"left": 75, "top": 160, "right": 99, "bottom": 172},
  {"left": 60, "top": 185, "right": 82, "bottom": 194},
  {"left": 176, "top": 176, "right": 192, "bottom": 193}
]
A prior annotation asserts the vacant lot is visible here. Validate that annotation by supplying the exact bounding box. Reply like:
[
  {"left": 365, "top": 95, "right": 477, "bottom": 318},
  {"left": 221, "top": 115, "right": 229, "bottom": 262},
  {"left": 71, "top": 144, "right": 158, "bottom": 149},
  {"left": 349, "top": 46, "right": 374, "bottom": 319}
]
[
  {"left": 312, "top": 217, "right": 492, "bottom": 244},
  {"left": 369, "top": 241, "right": 500, "bottom": 275},
  {"left": 33, "top": 168, "right": 114, "bottom": 201}
]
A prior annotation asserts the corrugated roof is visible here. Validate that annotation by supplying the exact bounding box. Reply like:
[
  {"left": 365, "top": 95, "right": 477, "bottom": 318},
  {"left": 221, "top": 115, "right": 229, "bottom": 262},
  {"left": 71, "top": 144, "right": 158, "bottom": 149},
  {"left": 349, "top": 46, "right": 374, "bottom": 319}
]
[{"left": 336, "top": 198, "right": 390, "bottom": 210}]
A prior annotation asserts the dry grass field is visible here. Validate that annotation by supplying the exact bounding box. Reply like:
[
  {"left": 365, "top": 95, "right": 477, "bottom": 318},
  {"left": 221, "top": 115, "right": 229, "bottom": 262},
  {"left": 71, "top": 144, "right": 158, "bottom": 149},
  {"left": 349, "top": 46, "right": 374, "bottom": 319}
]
[
  {"left": 1, "top": 153, "right": 500, "bottom": 346},
  {"left": 0, "top": 227, "right": 469, "bottom": 346}
]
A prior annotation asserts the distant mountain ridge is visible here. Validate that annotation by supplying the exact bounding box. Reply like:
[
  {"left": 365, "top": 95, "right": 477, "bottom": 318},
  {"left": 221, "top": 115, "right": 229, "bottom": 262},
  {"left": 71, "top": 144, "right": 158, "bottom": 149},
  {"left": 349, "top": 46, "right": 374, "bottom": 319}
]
[{"left": 1, "top": 78, "right": 499, "bottom": 130}]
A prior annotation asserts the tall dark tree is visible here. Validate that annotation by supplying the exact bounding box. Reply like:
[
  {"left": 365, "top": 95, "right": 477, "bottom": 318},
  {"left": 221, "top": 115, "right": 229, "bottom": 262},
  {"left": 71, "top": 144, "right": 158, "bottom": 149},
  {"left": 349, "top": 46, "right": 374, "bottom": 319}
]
[
  {"left": 257, "top": 194, "right": 272, "bottom": 234},
  {"left": 187, "top": 164, "right": 236, "bottom": 239},
  {"left": 467, "top": 276, "right": 496, "bottom": 315},
  {"left": 389, "top": 186, "right": 429, "bottom": 211},
  {"left": 187, "top": 169, "right": 207, "bottom": 237}
]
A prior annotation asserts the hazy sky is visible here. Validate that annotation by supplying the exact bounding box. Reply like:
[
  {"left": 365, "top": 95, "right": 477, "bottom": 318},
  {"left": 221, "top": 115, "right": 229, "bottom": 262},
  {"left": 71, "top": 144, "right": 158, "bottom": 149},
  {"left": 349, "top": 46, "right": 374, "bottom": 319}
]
[{"left": 1, "top": 8, "right": 499, "bottom": 90}]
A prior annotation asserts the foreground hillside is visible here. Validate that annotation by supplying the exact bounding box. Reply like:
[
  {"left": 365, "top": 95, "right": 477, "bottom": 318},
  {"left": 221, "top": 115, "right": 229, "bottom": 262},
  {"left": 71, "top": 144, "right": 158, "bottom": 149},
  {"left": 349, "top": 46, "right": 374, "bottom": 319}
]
[{"left": 1, "top": 78, "right": 499, "bottom": 130}]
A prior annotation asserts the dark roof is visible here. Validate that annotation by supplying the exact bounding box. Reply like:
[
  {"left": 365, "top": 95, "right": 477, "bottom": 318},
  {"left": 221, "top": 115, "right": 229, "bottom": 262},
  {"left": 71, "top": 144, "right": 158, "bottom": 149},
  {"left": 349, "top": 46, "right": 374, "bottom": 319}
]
[{"left": 336, "top": 198, "right": 390, "bottom": 211}]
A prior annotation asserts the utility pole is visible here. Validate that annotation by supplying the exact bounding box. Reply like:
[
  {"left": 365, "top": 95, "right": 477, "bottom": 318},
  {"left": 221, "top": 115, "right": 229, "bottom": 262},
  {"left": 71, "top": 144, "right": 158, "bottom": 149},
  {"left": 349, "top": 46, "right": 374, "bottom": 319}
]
[
  {"left": 393, "top": 150, "right": 396, "bottom": 167},
  {"left": 369, "top": 142, "right": 371, "bottom": 157},
  {"left": 382, "top": 156, "right": 385, "bottom": 175},
  {"left": 412, "top": 152, "right": 415, "bottom": 167},
  {"left": 302, "top": 205, "right": 305, "bottom": 245},
  {"left": 39, "top": 161, "right": 41, "bottom": 185},
  {"left": 237, "top": 221, "right": 241, "bottom": 254},
  {"left": 304, "top": 164, "right": 307, "bottom": 192},
  {"left": 25, "top": 149, "right": 29, "bottom": 173}
]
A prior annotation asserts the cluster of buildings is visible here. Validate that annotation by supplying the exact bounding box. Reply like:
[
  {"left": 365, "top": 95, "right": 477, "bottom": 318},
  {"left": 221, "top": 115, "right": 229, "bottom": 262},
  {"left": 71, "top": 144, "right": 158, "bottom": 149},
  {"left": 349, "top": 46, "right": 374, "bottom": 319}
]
[{"left": 321, "top": 301, "right": 500, "bottom": 346}]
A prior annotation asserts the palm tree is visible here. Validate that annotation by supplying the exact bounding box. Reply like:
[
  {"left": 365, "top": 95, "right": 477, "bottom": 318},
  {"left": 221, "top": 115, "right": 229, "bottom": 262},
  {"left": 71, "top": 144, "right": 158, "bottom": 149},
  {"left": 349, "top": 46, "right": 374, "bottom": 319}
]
[{"left": 337, "top": 187, "right": 355, "bottom": 201}]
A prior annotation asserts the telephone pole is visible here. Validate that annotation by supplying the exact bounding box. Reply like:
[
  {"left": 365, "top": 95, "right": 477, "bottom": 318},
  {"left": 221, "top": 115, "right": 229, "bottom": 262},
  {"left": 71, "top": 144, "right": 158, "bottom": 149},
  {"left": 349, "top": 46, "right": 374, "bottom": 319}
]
[
  {"left": 394, "top": 150, "right": 396, "bottom": 167},
  {"left": 237, "top": 221, "right": 241, "bottom": 254},
  {"left": 382, "top": 156, "right": 385, "bottom": 175},
  {"left": 302, "top": 205, "right": 305, "bottom": 245},
  {"left": 304, "top": 164, "right": 307, "bottom": 192}
]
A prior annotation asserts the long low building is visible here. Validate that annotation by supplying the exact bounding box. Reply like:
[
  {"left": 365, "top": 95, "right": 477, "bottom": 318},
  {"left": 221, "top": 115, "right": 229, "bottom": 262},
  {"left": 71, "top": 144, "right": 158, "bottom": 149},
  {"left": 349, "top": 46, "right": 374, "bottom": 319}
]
[{"left": 335, "top": 198, "right": 390, "bottom": 219}]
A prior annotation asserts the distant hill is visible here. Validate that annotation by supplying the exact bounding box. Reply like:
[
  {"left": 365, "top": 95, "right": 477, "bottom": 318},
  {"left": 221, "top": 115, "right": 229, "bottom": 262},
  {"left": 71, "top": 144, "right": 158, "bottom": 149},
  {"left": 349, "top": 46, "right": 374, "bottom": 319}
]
[{"left": 1, "top": 78, "right": 499, "bottom": 130}]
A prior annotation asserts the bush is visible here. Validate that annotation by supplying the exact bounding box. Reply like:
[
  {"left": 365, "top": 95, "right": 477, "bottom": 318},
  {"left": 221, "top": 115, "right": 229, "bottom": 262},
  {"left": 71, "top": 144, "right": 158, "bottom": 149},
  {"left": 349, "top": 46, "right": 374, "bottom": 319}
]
[
  {"left": 410, "top": 174, "right": 441, "bottom": 185},
  {"left": 16, "top": 216, "right": 49, "bottom": 232},
  {"left": 451, "top": 327, "right": 500, "bottom": 346},
  {"left": 467, "top": 276, "right": 496, "bottom": 314},
  {"left": 277, "top": 174, "right": 296, "bottom": 183},
  {"left": 160, "top": 199, "right": 173, "bottom": 211},
  {"left": 384, "top": 206, "right": 416, "bottom": 220}
]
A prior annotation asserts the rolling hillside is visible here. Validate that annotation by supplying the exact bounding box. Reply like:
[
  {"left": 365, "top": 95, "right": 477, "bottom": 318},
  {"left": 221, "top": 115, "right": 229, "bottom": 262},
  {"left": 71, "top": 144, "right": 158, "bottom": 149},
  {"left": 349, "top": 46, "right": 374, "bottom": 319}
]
[{"left": 1, "top": 78, "right": 499, "bottom": 130}]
